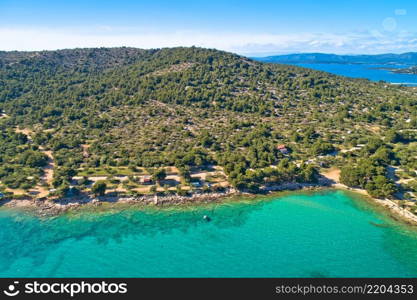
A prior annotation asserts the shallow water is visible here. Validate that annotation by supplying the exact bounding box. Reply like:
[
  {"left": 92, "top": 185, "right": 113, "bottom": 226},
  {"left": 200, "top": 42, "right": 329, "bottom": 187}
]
[{"left": 1, "top": 190, "right": 417, "bottom": 277}]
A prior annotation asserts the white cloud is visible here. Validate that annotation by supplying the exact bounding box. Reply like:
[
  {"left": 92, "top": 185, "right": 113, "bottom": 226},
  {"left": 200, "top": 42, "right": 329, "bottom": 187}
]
[{"left": 1, "top": 26, "right": 417, "bottom": 55}]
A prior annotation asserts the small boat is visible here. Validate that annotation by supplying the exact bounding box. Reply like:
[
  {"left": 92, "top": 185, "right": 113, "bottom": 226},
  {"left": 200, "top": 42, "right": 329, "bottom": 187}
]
[
  {"left": 369, "top": 221, "right": 390, "bottom": 228},
  {"left": 203, "top": 215, "right": 211, "bottom": 222}
]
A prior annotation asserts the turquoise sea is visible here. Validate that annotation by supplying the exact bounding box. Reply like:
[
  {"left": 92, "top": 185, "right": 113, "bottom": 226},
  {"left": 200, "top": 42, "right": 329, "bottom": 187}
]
[
  {"left": 293, "top": 63, "right": 417, "bottom": 86},
  {"left": 1, "top": 190, "right": 417, "bottom": 277}
]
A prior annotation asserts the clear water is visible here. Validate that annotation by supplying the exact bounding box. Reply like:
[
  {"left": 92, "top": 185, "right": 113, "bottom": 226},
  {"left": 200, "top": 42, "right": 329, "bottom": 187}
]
[
  {"left": 294, "top": 63, "right": 417, "bottom": 86},
  {"left": 1, "top": 190, "right": 417, "bottom": 277}
]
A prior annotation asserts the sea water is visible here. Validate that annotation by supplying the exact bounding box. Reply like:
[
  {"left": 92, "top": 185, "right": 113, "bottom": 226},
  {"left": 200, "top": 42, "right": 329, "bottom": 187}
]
[
  {"left": 1, "top": 190, "right": 417, "bottom": 277},
  {"left": 292, "top": 63, "right": 417, "bottom": 86}
]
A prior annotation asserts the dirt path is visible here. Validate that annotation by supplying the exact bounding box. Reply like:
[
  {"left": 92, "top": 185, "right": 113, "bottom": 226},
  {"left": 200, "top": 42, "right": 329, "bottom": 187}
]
[
  {"left": 321, "top": 167, "right": 341, "bottom": 183},
  {"left": 14, "top": 128, "right": 55, "bottom": 198},
  {"left": 81, "top": 144, "right": 90, "bottom": 158},
  {"left": 29, "top": 148, "right": 55, "bottom": 198},
  {"left": 15, "top": 127, "right": 34, "bottom": 141},
  {"left": 41, "top": 150, "right": 54, "bottom": 185}
]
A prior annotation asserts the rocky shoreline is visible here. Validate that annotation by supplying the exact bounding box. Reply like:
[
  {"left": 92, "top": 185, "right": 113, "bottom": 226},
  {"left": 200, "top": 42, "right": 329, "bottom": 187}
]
[
  {"left": 1, "top": 182, "right": 328, "bottom": 217},
  {"left": 2, "top": 180, "right": 417, "bottom": 227},
  {"left": 1, "top": 189, "right": 237, "bottom": 217}
]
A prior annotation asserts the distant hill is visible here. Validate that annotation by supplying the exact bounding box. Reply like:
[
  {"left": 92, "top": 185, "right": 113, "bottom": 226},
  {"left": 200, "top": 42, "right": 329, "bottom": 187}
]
[{"left": 254, "top": 52, "right": 417, "bottom": 65}]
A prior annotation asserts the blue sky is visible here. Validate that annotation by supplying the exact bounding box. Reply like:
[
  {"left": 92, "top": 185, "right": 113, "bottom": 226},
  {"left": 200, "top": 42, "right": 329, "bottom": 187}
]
[{"left": 1, "top": 0, "right": 417, "bottom": 55}]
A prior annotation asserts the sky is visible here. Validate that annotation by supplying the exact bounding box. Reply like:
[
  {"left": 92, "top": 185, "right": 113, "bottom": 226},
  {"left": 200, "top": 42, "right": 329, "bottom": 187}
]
[{"left": 1, "top": 0, "right": 417, "bottom": 55}]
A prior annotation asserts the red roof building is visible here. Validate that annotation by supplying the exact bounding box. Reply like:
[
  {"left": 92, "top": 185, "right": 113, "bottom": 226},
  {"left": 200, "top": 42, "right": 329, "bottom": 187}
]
[{"left": 277, "top": 144, "right": 289, "bottom": 154}]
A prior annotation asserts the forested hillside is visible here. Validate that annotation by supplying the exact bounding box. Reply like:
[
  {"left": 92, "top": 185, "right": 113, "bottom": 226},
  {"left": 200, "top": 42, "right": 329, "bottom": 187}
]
[{"left": 0, "top": 47, "right": 416, "bottom": 203}]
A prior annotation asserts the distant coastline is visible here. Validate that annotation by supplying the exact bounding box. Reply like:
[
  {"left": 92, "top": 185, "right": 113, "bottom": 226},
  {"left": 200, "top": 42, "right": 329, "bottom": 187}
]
[
  {"left": 253, "top": 52, "right": 417, "bottom": 86},
  {"left": 254, "top": 52, "right": 417, "bottom": 65},
  {"left": 256, "top": 61, "right": 417, "bottom": 86}
]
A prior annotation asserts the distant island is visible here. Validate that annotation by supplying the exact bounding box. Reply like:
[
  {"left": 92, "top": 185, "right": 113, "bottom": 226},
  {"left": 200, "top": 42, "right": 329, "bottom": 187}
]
[
  {"left": 255, "top": 52, "right": 417, "bottom": 65},
  {"left": 392, "top": 66, "right": 417, "bottom": 74}
]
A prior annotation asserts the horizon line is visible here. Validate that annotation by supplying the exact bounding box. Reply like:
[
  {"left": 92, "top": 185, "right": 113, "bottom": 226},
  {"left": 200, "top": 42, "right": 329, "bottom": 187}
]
[{"left": 1, "top": 46, "right": 417, "bottom": 58}]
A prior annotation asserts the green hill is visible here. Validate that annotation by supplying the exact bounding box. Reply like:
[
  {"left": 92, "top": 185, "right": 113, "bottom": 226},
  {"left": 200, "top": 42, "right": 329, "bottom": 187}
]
[{"left": 0, "top": 47, "right": 416, "bottom": 199}]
